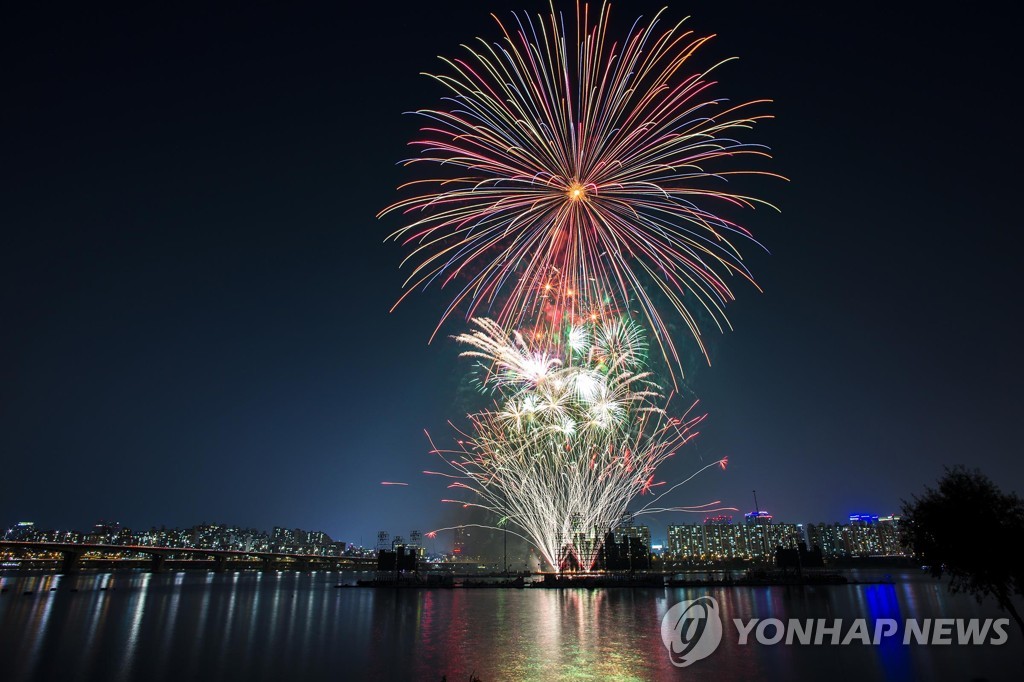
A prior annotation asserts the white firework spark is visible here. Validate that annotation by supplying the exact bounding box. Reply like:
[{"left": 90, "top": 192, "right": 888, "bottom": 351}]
[{"left": 425, "top": 316, "right": 731, "bottom": 571}]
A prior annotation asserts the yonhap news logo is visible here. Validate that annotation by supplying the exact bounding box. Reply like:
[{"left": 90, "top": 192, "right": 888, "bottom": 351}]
[
  {"left": 660, "top": 596, "right": 1010, "bottom": 667},
  {"left": 660, "top": 596, "right": 723, "bottom": 667}
]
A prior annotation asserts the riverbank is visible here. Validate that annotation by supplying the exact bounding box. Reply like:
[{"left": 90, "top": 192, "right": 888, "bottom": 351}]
[{"left": 348, "top": 568, "right": 901, "bottom": 589}]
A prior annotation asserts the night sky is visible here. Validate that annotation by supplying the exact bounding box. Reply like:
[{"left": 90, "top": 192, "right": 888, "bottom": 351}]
[{"left": 3, "top": 2, "right": 1021, "bottom": 549}]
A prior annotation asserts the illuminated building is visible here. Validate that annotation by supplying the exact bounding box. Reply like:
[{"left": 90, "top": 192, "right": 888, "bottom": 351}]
[
  {"left": 613, "top": 525, "right": 651, "bottom": 554},
  {"left": 601, "top": 526, "right": 651, "bottom": 570},
  {"left": 877, "top": 515, "right": 907, "bottom": 556},
  {"left": 452, "top": 526, "right": 468, "bottom": 558},
  {"left": 807, "top": 514, "right": 909, "bottom": 558},
  {"left": 807, "top": 522, "right": 848, "bottom": 558},
  {"left": 666, "top": 513, "right": 804, "bottom": 563},
  {"left": 744, "top": 510, "right": 773, "bottom": 525},
  {"left": 667, "top": 523, "right": 706, "bottom": 560}
]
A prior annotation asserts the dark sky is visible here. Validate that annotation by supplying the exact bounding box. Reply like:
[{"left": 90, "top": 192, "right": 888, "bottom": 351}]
[{"left": 2, "top": 1, "right": 1021, "bottom": 549}]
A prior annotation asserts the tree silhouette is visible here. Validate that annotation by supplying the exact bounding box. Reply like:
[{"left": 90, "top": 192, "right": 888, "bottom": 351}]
[{"left": 902, "top": 466, "right": 1024, "bottom": 633}]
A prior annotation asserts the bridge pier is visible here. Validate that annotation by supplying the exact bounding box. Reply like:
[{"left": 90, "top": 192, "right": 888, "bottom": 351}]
[
  {"left": 213, "top": 556, "right": 228, "bottom": 573},
  {"left": 150, "top": 554, "right": 166, "bottom": 573},
  {"left": 260, "top": 556, "right": 274, "bottom": 572},
  {"left": 60, "top": 550, "right": 83, "bottom": 575}
]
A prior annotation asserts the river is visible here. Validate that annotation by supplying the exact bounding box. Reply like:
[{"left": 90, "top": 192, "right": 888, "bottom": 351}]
[{"left": 0, "top": 569, "right": 1020, "bottom": 680}]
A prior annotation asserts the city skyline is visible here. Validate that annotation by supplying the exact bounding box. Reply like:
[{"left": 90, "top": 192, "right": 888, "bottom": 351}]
[
  {"left": 3, "top": 506, "right": 911, "bottom": 555},
  {"left": 2, "top": 1, "right": 1022, "bottom": 546},
  {"left": 3, "top": 508, "right": 914, "bottom": 578}
]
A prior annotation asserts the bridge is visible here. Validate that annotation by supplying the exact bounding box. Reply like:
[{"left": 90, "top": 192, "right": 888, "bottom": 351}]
[{"left": 0, "top": 540, "right": 378, "bottom": 574}]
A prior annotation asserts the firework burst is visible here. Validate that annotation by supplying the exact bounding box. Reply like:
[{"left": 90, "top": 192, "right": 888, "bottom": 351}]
[
  {"left": 425, "top": 316, "right": 733, "bottom": 571},
  {"left": 380, "top": 2, "right": 781, "bottom": 374}
]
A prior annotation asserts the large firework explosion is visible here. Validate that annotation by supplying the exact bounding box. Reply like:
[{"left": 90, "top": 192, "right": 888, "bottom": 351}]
[
  {"left": 424, "top": 315, "right": 732, "bottom": 571},
  {"left": 381, "top": 2, "right": 774, "bottom": 571},
  {"left": 380, "top": 1, "right": 781, "bottom": 373}
]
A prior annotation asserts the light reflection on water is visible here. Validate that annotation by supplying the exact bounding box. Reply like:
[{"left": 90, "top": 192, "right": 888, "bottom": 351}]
[{"left": 0, "top": 570, "right": 1021, "bottom": 681}]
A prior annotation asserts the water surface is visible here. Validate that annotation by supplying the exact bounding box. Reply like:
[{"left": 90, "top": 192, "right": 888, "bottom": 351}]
[{"left": 0, "top": 570, "right": 1020, "bottom": 681}]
